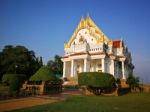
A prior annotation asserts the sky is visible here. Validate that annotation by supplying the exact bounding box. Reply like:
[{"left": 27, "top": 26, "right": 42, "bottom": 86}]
[{"left": 0, "top": 0, "right": 150, "bottom": 84}]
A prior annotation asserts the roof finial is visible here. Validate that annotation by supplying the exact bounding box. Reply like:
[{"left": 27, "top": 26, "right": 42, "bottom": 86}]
[
  {"left": 81, "top": 15, "right": 84, "bottom": 20},
  {"left": 87, "top": 12, "right": 89, "bottom": 18},
  {"left": 80, "top": 16, "right": 85, "bottom": 28},
  {"left": 86, "top": 12, "right": 91, "bottom": 20},
  {"left": 121, "top": 37, "right": 123, "bottom": 41}
]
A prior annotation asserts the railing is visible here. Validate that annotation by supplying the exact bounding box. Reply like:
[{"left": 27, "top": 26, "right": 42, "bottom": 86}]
[{"left": 65, "top": 43, "right": 105, "bottom": 55}]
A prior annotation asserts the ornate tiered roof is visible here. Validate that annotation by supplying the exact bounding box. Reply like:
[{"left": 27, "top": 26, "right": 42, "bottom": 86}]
[{"left": 64, "top": 16, "right": 113, "bottom": 48}]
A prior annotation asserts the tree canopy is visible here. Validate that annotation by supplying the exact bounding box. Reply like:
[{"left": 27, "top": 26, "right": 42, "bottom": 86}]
[
  {"left": 47, "top": 55, "right": 63, "bottom": 75},
  {"left": 0, "top": 45, "right": 43, "bottom": 80}
]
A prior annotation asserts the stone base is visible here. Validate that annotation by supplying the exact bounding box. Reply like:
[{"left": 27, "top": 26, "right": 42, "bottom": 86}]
[
  {"left": 63, "top": 77, "right": 78, "bottom": 86},
  {"left": 80, "top": 86, "right": 94, "bottom": 96},
  {"left": 80, "top": 86, "right": 119, "bottom": 96},
  {"left": 120, "top": 79, "right": 129, "bottom": 88}
]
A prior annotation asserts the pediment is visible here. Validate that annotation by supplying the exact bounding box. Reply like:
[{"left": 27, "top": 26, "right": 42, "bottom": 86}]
[{"left": 64, "top": 16, "right": 112, "bottom": 49}]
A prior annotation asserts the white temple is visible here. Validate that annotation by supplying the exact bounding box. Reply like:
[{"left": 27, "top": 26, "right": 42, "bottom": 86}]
[{"left": 61, "top": 16, "right": 134, "bottom": 84}]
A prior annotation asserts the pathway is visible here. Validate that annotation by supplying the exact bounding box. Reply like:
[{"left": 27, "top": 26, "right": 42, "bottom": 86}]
[
  {"left": 0, "top": 89, "right": 82, "bottom": 111},
  {"left": 0, "top": 96, "right": 59, "bottom": 112}
]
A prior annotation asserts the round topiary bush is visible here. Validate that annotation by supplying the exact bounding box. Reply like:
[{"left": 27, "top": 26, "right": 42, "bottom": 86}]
[{"left": 78, "top": 72, "right": 116, "bottom": 95}]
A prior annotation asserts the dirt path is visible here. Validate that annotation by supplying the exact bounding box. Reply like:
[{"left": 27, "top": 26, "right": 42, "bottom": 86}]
[
  {"left": 0, "top": 96, "right": 60, "bottom": 112},
  {"left": 0, "top": 89, "right": 82, "bottom": 112}
]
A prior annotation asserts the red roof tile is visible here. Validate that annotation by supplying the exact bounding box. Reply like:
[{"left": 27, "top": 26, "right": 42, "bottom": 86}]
[{"left": 113, "top": 40, "right": 121, "bottom": 48}]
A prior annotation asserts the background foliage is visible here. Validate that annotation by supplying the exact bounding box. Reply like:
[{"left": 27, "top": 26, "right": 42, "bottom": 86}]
[
  {"left": 126, "top": 73, "right": 139, "bottom": 90},
  {"left": 0, "top": 45, "right": 43, "bottom": 80},
  {"left": 47, "top": 55, "right": 63, "bottom": 75}
]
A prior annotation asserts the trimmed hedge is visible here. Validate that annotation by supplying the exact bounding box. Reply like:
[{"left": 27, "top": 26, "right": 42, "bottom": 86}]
[
  {"left": 29, "top": 66, "right": 57, "bottom": 81},
  {"left": 2, "top": 74, "right": 26, "bottom": 85},
  {"left": 78, "top": 72, "right": 116, "bottom": 89},
  {"left": 2, "top": 74, "right": 26, "bottom": 93}
]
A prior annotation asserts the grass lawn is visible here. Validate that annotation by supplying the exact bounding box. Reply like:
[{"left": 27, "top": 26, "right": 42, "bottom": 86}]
[{"left": 11, "top": 93, "right": 150, "bottom": 112}]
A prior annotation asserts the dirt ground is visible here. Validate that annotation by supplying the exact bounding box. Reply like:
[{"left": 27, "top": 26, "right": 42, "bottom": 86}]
[
  {"left": 0, "top": 89, "right": 82, "bottom": 112},
  {"left": 0, "top": 96, "right": 60, "bottom": 112}
]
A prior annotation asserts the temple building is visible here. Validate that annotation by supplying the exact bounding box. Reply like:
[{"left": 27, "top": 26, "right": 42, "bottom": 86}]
[{"left": 61, "top": 16, "right": 134, "bottom": 84}]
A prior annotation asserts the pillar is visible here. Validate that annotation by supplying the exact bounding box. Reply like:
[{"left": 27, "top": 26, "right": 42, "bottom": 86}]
[
  {"left": 122, "top": 61, "right": 125, "bottom": 79},
  {"left": 71, "top": 60, "right": 74, "bottom": 77},
  {"left": 74, "top": 62, "right": 77, "bottom": 77},
  {"left": 63, "top": 61, "right": 66, "bottom": 78},
  {"left": 111, "top": 59, "right": 115, "bottom": 76},
  {"left": 84, "top": 58, "right": 87, "bottom": 72},
  {"left": 102, "top": 58, "right": 105, "bottom": 72}
]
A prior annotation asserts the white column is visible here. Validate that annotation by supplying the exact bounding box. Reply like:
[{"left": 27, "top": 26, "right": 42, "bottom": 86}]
[
  {"left": 87, "top": 60, "right": 90, "bottom": 72},
  {"left": 63, "top": 61, "right": 66, "bottom": 78},
  {"left": 71, "top": 60, "right": 74, "bottom": 77},
  {"left": 74, "top": 62, "right": 77, "bottom": 77},
  {"left": 84, "top": 58, "right": 87, "bottom": 72},
  {"left": 102, "top": 58, "right": 105, "bottom": 72},
  {"left": 122, "top": 61, "right": 125, "bottom": 79},
  {"left": 111, "top": 59, "right": 115, "bottom": 76}
]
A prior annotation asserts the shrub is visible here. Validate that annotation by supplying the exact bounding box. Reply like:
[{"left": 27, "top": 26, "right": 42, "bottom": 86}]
[
  {"left": 9, "top": 76, "right": 20, "bottom": 94},
  {"left": 126, "top": 73, "right": 139, "bottom": 91},
  {"left": 2, "top": 74, "right": 26, "bottom": 85},
  {"left": 28, "top": 66, "right": 62, "bottom": 95},
  {"left": 78, "top": 72, "right": 116, "bottom": 88},
  {"left": 78, "top": 72, "right": 116, "bottom": 95},
  {"left": 2, "top": 74, "right": 26, "bottom": 93},
  {"left": 29, "top": 66, "right": 57, "bottom": 81}
]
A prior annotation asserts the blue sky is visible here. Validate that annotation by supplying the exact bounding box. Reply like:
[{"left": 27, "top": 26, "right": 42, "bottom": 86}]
[{"left": 0, "top": 0, "right": 150, "bottom": 84}]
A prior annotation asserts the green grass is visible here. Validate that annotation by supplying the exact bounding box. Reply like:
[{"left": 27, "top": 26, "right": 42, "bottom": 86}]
[{"left": 11, "top": 93, "right": 150, "bottom": 112}]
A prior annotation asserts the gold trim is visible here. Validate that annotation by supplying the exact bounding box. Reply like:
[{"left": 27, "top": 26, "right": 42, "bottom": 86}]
[{"left": 64, "top": 16, "right": 112, "bottom": 48}]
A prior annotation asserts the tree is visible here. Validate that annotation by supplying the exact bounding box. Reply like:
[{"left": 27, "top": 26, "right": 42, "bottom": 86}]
[
  {"left": 47, "top": 55, "right": 63, "bottom": 75},
  {"left": 126, "top": 73, "right": 139, "bottom": 91},
  {"left": 0, "top": 45, "right": 43, "bottom": 80}
]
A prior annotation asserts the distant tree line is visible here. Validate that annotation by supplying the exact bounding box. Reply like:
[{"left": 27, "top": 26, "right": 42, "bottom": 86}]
[
  {"left": 0, "top": 45, "right": 63, "bottom": 97},
  {"left": 47, "top": 55, "right": 63, "bottom": 75},
  {"left": 0, "top": 45, "right": 63, "bottom": 81}
]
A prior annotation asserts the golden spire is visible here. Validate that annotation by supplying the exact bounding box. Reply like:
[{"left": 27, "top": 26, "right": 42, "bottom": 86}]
[
  {"left": 87, "top": 13, "right": 89, "bottom": 18},
  {"left": 80, "top": 16, "right": 85, "bottom": 28}
]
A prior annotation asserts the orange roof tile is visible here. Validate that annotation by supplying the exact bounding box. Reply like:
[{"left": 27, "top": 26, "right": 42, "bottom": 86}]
[{"left": 113, "top": 40, "right": 121, "bottom": 48}]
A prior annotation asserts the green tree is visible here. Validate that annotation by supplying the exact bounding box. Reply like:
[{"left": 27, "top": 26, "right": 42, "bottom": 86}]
[
  {"left": 126, "top": 73, "right": 139, "bottom": 91},
  {"left": 0, "top": 45, "right": 43, "bottom": 80},
  {"left": 47, "top": 55, "right": 63, "bottom": 75}
]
